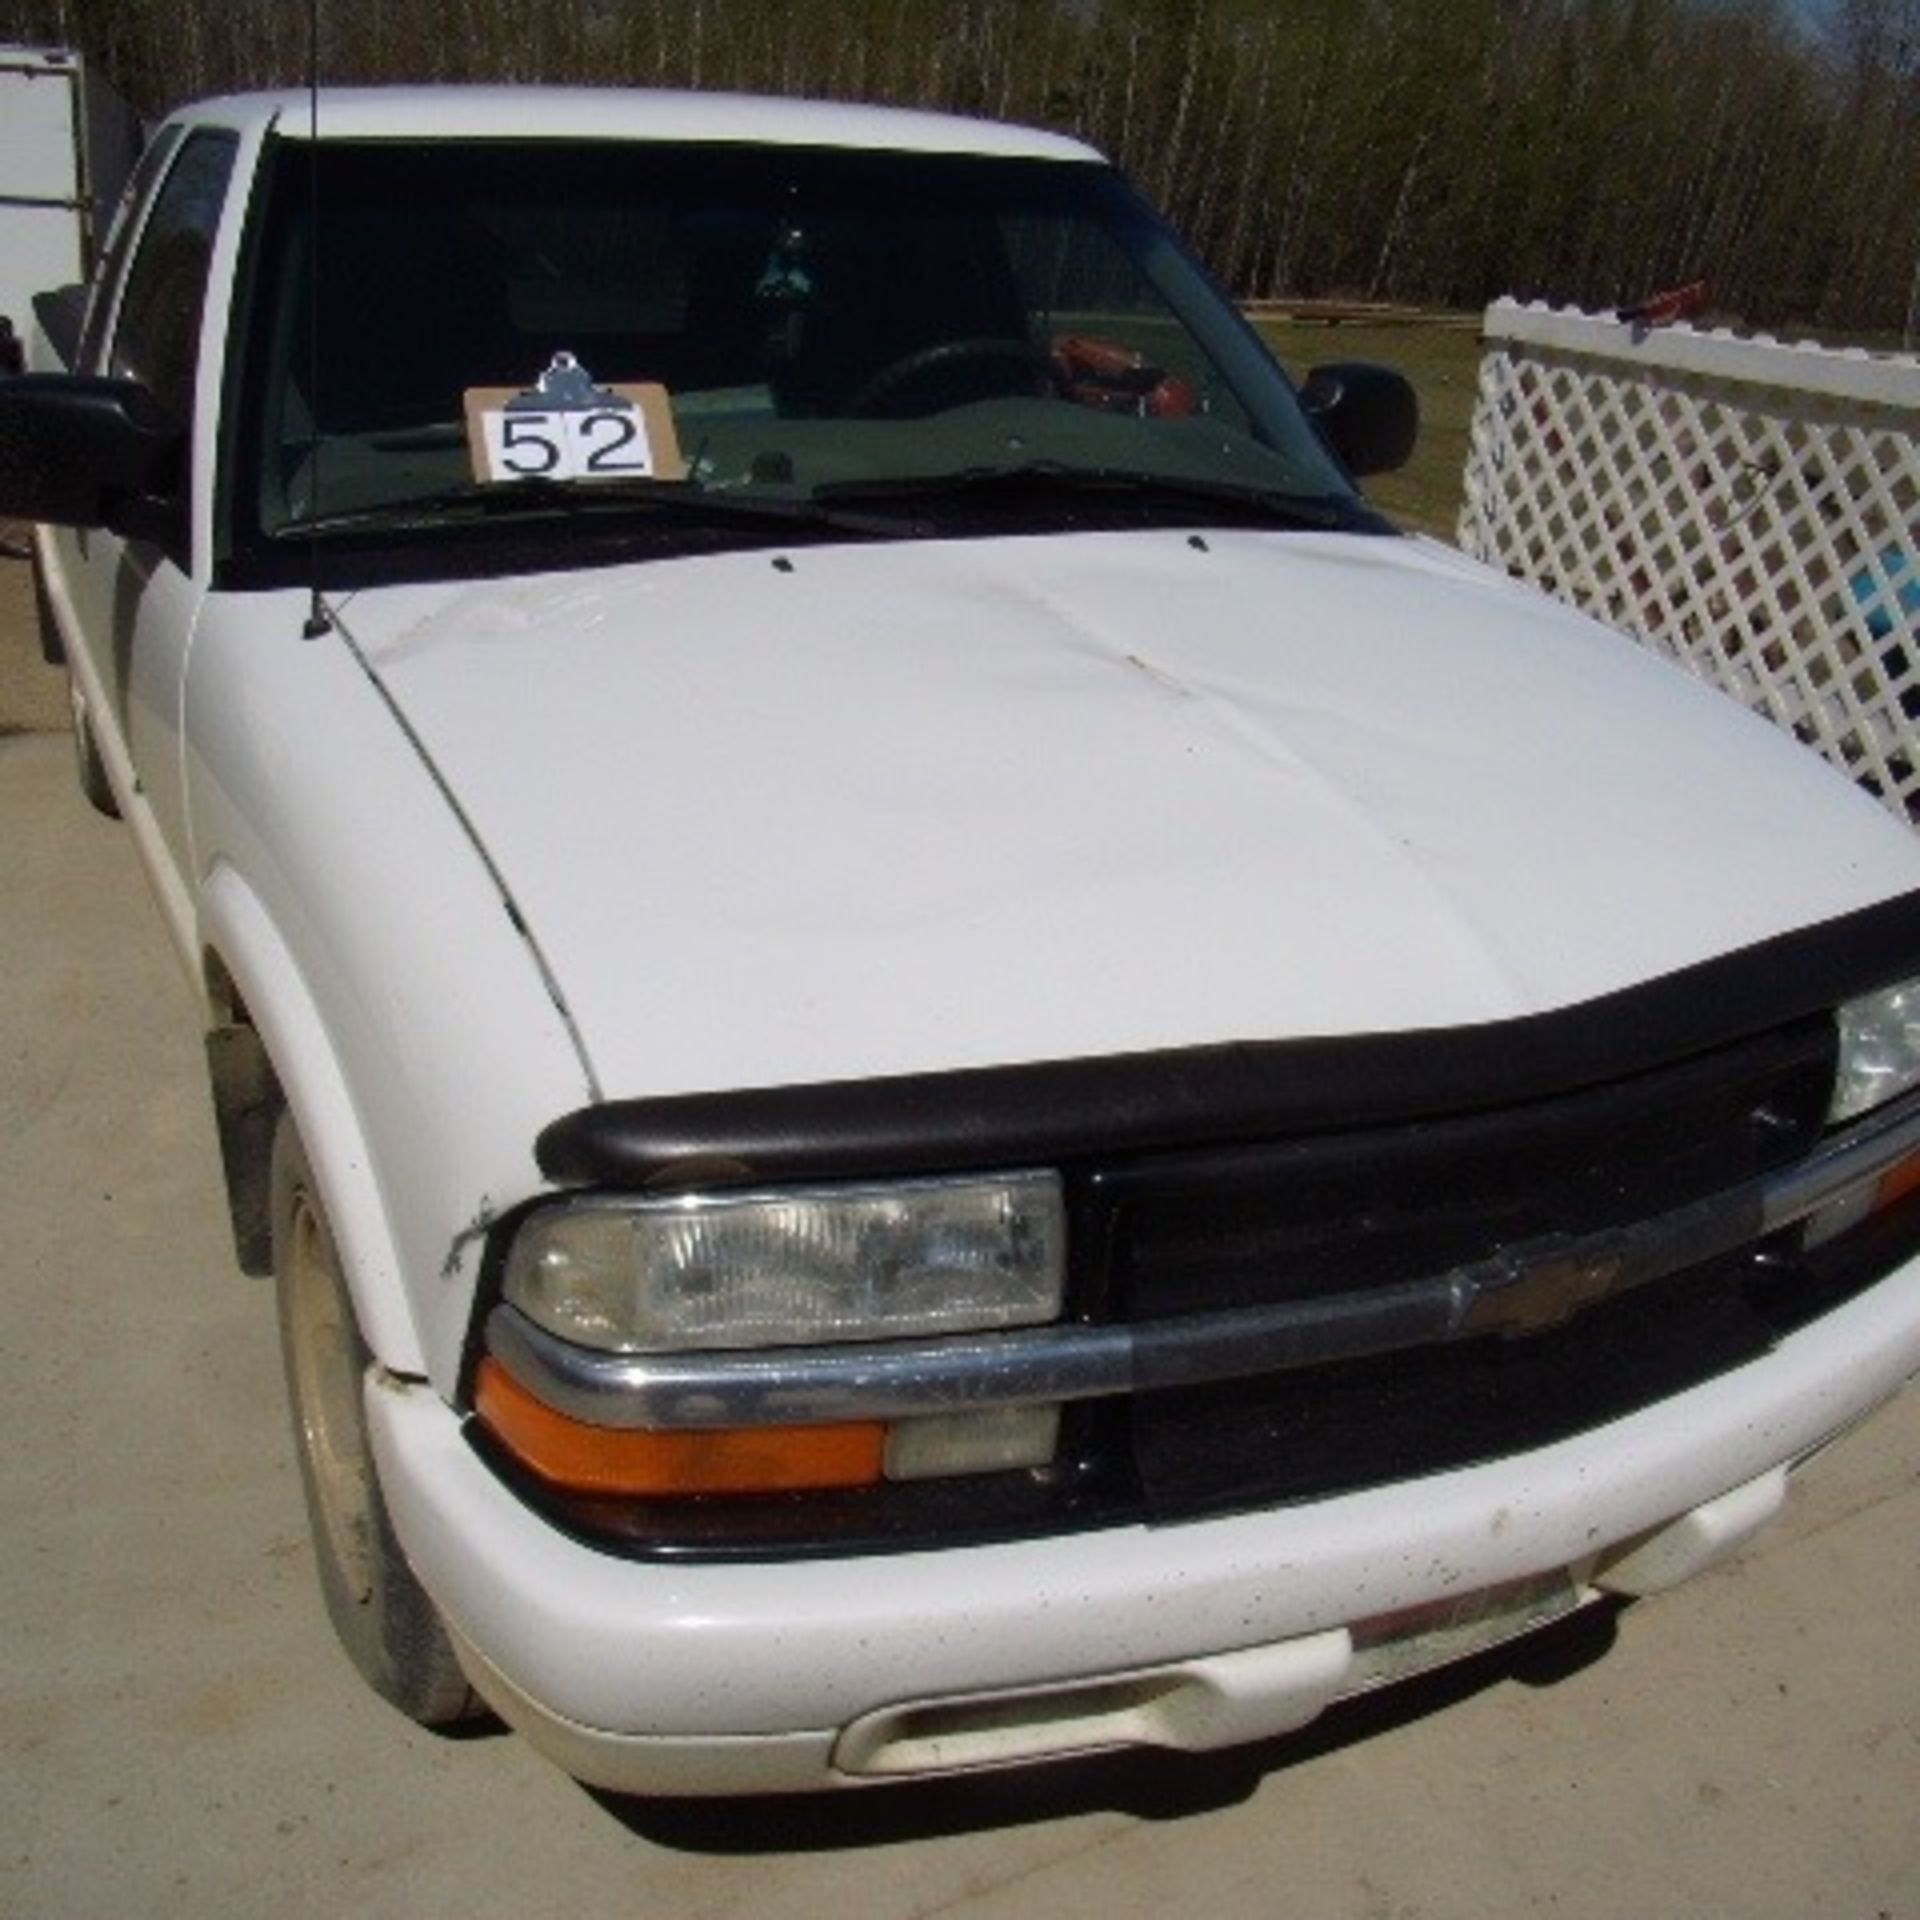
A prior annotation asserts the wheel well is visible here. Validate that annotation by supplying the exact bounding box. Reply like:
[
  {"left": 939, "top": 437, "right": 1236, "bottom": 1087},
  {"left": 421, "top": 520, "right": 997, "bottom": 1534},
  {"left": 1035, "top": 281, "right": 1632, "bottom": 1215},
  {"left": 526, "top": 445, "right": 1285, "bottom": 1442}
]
[{"left": 203, "top": 954, "right": 286, "bottom": 1275}]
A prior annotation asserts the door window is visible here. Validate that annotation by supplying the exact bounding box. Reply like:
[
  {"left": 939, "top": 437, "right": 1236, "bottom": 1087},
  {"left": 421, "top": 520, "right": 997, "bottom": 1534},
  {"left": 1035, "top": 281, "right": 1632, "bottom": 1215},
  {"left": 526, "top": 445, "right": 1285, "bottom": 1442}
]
[
  {"left": 76, "top": 124, "right": 183, "bottom": 375},
  {"left": 108, "top": 130, "right": 238, "bottom": 426}
]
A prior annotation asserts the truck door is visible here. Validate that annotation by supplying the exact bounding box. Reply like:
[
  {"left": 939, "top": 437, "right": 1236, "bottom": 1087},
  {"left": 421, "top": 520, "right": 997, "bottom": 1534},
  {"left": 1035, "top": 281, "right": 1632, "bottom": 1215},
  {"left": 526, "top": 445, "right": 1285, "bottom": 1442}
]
[{"left": 61, "top": 128, "right": 239, "bottom": 901}]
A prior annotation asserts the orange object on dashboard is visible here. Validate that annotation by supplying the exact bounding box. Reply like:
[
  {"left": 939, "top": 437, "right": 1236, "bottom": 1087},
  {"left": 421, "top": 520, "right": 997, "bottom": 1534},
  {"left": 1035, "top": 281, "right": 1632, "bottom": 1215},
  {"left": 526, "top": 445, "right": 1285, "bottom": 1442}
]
[{"left": 1051, "top": 333, "right": 1199, "bottom": 417}]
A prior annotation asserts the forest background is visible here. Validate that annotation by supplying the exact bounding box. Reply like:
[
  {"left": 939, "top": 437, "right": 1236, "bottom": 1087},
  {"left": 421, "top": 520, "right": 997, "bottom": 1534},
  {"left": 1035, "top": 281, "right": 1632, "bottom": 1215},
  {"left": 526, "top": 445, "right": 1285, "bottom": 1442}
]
[{"left": 2, "top": 0, "right": 1917, "bottom": 336}]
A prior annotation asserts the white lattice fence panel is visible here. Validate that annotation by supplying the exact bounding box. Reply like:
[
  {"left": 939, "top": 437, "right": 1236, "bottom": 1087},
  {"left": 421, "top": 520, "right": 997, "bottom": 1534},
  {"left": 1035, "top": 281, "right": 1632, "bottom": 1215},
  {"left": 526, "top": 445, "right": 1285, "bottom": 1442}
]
[{"left": 1460, "top": 300, "right": 1920, "bottom": 819}]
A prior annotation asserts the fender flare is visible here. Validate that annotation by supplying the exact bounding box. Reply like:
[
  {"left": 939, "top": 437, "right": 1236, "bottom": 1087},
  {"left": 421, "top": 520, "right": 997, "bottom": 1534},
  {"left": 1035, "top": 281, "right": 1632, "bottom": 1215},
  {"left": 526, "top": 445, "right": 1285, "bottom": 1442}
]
[{"left": 199, "top": 861, "right": 427, "bottom": 1377}]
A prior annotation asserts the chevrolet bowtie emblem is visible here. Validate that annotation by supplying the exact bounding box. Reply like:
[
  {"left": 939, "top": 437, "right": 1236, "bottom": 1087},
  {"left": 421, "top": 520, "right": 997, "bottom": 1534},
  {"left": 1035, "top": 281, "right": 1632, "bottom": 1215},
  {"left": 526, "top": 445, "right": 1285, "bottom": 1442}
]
[{"left": 1462, "top": 1239, "right": 1631, "bottom": 1338}]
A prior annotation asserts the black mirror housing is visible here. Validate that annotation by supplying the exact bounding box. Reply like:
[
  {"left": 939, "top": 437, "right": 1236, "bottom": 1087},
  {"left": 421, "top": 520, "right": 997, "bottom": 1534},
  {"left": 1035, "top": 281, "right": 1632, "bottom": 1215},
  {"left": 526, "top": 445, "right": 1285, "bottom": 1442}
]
[
  {"left": 1299, "top": 361, "right": 1420, "bottom": 477},
  {"left": 0, "top": 373, "right": 186, "bottom": 535}
]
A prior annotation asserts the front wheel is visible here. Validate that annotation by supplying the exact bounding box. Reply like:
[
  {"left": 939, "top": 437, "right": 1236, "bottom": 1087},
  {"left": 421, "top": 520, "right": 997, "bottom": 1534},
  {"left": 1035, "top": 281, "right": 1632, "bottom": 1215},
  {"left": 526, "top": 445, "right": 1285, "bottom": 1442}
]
[{"left": 272, "top": 1115, "right": 476, "bottom": 1726}]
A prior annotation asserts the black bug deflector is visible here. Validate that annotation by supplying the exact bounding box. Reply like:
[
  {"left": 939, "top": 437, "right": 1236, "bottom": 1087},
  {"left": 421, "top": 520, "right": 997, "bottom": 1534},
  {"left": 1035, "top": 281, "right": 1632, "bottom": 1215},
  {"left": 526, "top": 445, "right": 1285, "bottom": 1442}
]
[{"left": 535, "top": 890, "right": 1920, "bottom": 1191}]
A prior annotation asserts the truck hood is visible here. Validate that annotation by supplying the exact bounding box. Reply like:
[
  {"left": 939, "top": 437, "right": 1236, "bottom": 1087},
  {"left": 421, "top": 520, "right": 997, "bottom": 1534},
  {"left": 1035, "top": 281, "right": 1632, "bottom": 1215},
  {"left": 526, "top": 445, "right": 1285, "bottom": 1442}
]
[{"left": 341, "top": 529, "right": 1920, "bottom": 1098}]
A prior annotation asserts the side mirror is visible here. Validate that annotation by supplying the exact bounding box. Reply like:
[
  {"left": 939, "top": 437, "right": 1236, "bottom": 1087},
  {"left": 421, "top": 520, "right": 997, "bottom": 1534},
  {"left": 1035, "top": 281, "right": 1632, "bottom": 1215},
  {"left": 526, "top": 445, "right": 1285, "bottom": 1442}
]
[
  {"left": 0, "top": 373, "right": 186, "bottom": 542},
  {"left": 1298, "top": 361, "right": 1419, "bottom": 477}
]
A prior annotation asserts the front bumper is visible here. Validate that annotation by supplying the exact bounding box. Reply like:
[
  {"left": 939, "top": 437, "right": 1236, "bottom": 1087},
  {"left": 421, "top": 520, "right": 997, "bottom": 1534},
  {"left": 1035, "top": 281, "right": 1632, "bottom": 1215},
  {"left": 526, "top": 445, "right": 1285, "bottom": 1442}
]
[{"left": 367, "top": 1257, "right": 1920, "bottom": 1795}]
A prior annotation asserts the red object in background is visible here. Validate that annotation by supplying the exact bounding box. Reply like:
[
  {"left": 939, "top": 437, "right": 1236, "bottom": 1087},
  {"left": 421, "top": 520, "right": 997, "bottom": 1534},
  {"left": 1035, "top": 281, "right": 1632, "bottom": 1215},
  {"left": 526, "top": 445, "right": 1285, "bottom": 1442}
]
[{"left": 1617, "top": 281, "right": 1708, "bottom": 328}]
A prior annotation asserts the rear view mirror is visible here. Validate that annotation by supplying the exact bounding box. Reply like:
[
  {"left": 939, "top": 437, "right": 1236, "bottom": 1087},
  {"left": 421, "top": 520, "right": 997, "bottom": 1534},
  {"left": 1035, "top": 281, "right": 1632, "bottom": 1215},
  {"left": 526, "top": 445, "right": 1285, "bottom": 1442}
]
[
  {"left": 0, "top": 373, "right": 185, "bottom": 541},
  {"left": 1298, "top": 362, "right": 1420, "bottom": 477}
]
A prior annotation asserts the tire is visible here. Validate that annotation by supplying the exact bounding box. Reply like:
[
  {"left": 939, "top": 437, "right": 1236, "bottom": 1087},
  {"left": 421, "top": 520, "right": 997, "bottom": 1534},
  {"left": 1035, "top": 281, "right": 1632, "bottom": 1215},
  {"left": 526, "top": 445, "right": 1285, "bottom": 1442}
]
[
  {"left": 67, "top": 675, "right": 121, "bottom": 819},
  {"left": 271, "top": 1115, "right": 477, "bottom": 1726}
]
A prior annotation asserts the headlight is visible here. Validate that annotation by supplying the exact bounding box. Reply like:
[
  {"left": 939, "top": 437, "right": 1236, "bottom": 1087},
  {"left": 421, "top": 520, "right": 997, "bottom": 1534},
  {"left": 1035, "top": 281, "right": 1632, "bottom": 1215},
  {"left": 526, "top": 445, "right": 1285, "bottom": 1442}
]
[
  {"left": 503, "top": 1171, "right": 1066, "bottom": 1354},
  {"left": 1830, "top": 976, "right": 1920, "bottom": 1122}
]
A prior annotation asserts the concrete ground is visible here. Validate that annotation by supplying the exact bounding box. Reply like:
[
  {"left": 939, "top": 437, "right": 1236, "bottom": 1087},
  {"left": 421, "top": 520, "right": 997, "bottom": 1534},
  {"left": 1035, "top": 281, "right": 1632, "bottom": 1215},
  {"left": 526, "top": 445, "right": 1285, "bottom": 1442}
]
[
  {"left": 2, "top": 548, "right": 1918, "bottom": 1918},
  {"left": 0, "top": 536, "right": 69, "bottom": 734}
]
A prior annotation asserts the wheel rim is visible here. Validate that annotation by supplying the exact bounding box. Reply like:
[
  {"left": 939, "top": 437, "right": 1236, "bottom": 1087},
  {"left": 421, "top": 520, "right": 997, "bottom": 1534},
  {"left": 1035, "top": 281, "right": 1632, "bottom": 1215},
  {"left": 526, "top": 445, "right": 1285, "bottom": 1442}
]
[{"left": 285, "top": 1189, "right": 378, "bottom": 1608}]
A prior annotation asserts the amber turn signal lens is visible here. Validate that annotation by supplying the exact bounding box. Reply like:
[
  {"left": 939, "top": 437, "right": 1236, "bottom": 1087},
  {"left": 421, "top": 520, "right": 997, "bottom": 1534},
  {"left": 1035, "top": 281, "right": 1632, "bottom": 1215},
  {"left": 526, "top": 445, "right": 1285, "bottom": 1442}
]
[
  {"left": 1802, "top": 1144, "right": 1920, "bottom": 1250},
  {"left": 1873, "top": 1148, "right": 1920, "bottom": 1212},
  {"left": 474, "top": 1358, "right": 886, "bottom": 1496}
]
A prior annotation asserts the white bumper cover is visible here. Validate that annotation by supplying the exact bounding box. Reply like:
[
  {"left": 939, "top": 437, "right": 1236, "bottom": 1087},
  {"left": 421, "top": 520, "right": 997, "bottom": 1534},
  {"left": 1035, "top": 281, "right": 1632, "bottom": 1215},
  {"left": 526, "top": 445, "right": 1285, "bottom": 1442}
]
[{"left": 368, "top": 1259, "right": 1920, "bottom": 1794}]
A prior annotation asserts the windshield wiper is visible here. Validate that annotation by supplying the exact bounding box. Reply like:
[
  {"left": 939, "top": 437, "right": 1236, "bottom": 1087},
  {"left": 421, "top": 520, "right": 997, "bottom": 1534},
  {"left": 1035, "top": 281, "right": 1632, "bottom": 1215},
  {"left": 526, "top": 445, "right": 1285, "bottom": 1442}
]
[
  {"left": 816, "top": 463, "right": 1381, "bottom": 532},
  {"left": 279, "top": 474, "right": 913, "bottom": 541}
]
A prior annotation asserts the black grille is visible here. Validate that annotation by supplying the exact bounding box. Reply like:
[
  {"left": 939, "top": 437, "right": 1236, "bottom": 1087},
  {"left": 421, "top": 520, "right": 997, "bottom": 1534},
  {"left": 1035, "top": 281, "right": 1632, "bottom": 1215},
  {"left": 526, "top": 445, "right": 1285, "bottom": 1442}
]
[
  {"left": 1096, "top": 1016, "right": 1835, "bottom": 1321},
  {"left": 1126, "top": 1249, "right": 1776, "bottom": 1514},
  {"left": 1093, "top": 1014, "right": 1844, "bottom": 1515}
]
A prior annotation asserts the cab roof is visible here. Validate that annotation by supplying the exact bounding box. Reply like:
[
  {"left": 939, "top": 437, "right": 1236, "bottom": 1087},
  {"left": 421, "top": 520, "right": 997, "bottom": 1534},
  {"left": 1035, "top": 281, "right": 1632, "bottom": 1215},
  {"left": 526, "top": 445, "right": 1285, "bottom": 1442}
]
[{"left": 169, "top": 86, "right": 1104, "bottom": 164}]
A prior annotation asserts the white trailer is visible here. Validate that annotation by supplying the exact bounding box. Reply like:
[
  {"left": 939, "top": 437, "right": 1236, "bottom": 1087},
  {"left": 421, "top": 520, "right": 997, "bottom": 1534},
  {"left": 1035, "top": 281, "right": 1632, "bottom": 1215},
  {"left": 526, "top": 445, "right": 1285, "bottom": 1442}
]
[{"left": 0, "top": 45, "right": 140, "bottom": 362}]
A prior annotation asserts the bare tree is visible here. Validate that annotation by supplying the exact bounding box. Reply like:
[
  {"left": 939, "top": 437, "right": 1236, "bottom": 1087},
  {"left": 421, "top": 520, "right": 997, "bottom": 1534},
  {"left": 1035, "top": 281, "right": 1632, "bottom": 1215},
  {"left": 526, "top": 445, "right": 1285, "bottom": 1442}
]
[{"left": 0, "top": 0, "right": 1910, "bottom": 329}]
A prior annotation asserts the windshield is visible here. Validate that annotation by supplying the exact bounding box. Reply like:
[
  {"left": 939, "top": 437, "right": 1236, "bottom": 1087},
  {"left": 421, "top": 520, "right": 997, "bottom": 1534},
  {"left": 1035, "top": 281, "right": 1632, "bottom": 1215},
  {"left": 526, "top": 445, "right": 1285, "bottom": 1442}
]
[{"left": 228, "top": 136, "right": 1366, "bottom": 560}]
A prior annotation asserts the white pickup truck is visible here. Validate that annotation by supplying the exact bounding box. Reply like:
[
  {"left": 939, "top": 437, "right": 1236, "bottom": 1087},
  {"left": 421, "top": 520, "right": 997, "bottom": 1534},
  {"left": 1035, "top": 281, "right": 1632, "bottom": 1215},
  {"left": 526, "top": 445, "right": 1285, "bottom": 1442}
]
[{"left": 8, "top": 86, "right": 1920, "bottom": 1797}]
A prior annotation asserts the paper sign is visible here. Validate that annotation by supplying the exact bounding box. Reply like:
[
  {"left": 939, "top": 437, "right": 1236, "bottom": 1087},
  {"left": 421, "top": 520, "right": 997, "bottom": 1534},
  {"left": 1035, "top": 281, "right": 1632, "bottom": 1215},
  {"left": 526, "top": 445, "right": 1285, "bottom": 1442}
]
[{"left": 463, "top": 379, "right": 685, "bottom": 486}]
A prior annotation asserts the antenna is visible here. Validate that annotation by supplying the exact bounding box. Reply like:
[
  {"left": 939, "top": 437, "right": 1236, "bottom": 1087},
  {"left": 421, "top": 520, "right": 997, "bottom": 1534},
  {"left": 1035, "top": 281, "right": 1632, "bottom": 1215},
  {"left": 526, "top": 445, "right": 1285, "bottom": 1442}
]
[{"left": 302, "top": 0, "right": 333, "bottom": 639}]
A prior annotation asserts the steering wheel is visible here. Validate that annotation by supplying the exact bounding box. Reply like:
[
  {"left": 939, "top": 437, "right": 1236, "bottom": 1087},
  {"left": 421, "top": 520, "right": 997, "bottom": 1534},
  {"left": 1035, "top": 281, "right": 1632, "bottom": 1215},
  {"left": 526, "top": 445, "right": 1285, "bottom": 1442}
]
[{"left": 846, "top": 337, "right": 1062, "bottom": 417}]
